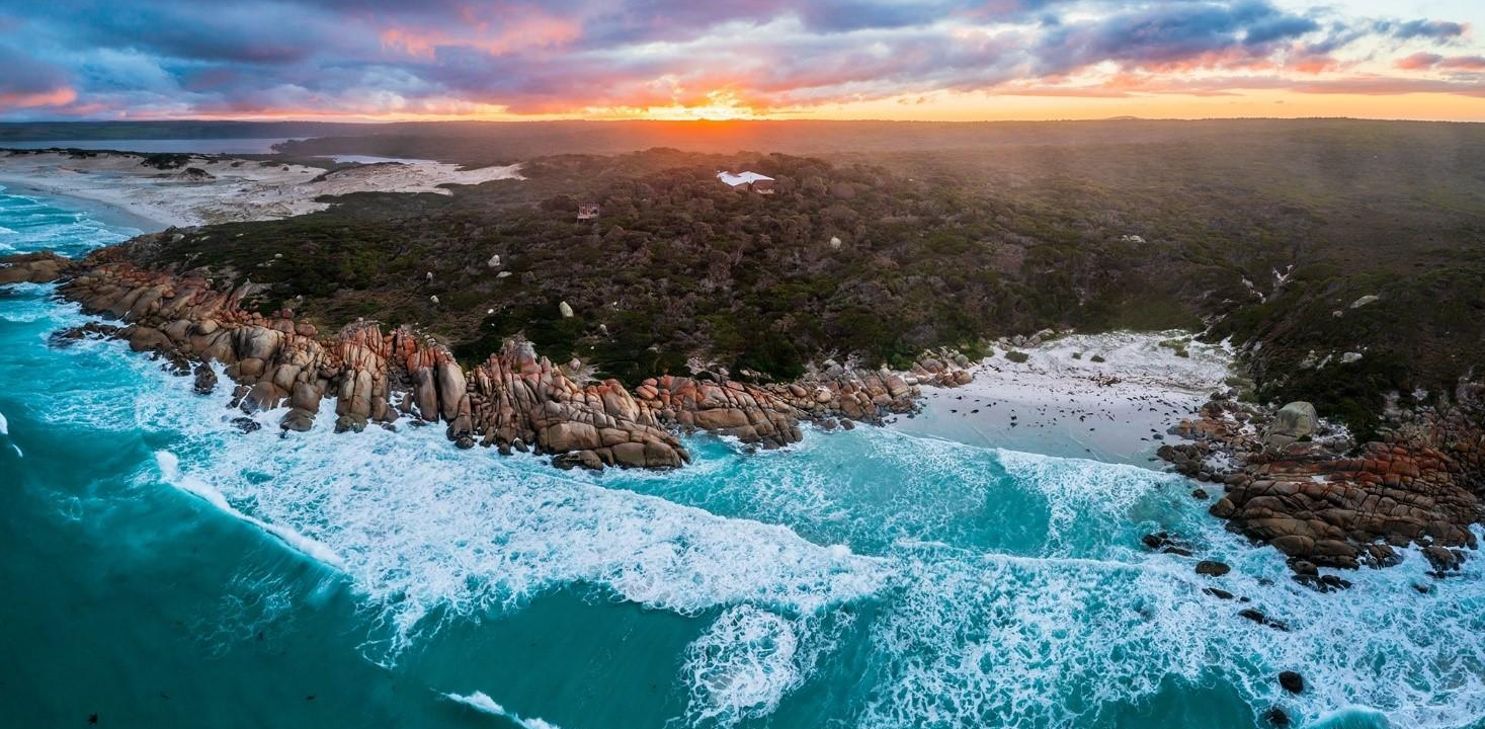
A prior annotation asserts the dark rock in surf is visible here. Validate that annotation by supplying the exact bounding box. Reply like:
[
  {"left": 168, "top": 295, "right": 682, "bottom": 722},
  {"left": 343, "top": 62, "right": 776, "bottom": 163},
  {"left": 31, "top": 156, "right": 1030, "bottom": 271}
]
[
  {"left": 1238, "top": 608, "right": 1289, "bottom": 632},
  {"left": 1202, "top": 587, "right": 1235, "bottom": 600},
  {"left": 1141, "top": 532, "right": 1194, "bottom": 557},
  {"left": 193, "top": 363, "right": 217, "bottom": 395},
  {"left": 1195, "top": 560, "right": 1230, "bottom": 577}
]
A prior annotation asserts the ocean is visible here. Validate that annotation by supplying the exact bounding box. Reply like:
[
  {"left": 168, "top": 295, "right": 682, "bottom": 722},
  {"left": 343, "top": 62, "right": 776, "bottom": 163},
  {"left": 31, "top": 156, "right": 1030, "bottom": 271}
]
[{"left": 1, "top": 185, "right": 1482, "bottom": 729}]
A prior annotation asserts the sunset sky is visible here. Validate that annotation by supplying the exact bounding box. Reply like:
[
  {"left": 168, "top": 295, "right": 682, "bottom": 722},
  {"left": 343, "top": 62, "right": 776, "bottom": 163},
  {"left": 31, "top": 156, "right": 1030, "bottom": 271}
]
[{"left": 1, "top": 0, "right": 1483, "bottom": 122}]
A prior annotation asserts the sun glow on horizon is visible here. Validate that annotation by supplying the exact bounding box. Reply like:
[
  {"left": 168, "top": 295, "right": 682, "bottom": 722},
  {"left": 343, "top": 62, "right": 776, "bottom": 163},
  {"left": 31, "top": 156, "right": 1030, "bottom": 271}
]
[{"left": 2, "top": 1, "right": 1484, "bottom": 123}]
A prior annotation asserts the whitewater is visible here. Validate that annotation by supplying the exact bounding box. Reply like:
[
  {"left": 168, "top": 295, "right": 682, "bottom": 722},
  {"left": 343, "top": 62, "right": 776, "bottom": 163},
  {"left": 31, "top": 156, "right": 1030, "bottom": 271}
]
[{"left": 1, "top": 186, "right": 1483, "bottom": 728}]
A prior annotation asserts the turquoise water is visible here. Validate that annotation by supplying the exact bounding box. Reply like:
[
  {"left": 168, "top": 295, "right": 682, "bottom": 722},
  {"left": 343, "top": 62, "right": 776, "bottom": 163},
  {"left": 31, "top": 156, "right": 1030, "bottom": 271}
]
[{"left": 2, "top": 188, "right": 1484, "bottom": 729}]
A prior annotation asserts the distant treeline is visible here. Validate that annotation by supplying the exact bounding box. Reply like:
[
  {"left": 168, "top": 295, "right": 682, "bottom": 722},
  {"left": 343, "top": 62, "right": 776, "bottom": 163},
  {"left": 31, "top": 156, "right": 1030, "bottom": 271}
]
[{"left": 271, "top": 117, "right": 1484, "bottom": 165}]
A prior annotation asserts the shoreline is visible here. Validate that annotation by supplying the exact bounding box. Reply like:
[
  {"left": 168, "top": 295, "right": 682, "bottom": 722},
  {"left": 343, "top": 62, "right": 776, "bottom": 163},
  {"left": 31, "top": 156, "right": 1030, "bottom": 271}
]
[
  {"left": 892, "top": 331, "right": 1232, "bottom": 466},
  {"left": 0, "top": 176, "right": 177, "bottom": 232},
  {"left": 0, "top": 245, "right": 970, "bottom": 472},
  {"left": 4, "top": 181, "right": 1481, "bottom": 580}
]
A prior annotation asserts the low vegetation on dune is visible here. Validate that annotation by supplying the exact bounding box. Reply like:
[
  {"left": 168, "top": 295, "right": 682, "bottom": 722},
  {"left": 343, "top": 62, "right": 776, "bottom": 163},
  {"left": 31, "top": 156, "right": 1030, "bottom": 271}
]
[{"left": 116, "top": 120, "right": 1485, "bottom": 437}]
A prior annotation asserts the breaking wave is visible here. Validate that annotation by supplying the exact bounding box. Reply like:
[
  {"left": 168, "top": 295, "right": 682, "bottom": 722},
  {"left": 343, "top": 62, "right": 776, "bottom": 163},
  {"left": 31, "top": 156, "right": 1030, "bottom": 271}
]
[{"left": 441, "top": 691, "right": 563, "bottom": 729}]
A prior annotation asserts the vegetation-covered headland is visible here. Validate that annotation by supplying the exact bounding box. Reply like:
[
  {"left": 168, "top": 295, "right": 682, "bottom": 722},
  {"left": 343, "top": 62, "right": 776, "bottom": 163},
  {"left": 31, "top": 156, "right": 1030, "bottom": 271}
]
[{"left": 3, "top": 119, "right": 1484, "bottom": 572}]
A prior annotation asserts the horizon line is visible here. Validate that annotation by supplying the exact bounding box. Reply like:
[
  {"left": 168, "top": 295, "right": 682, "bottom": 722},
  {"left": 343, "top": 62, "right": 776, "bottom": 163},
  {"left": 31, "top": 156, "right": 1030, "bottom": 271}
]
[{"left": 4, "top": 115, "right": 1485, "bottom": 126}]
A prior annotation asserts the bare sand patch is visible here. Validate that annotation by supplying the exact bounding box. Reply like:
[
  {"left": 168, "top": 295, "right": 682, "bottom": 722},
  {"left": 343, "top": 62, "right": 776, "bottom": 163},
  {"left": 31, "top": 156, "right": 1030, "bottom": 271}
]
[
  {"left": 0, "top": 151, "right": 521, "bottom": 229},
  {"left": 891, "top": 331, "right": 1234, "bottom": 465}
]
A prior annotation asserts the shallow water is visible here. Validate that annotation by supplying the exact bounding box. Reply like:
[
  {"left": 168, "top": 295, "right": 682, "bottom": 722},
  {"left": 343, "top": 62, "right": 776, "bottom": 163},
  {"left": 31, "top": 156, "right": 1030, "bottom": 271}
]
[{"left": 1, "top": 190, "right": 1482, "bottom": 728}]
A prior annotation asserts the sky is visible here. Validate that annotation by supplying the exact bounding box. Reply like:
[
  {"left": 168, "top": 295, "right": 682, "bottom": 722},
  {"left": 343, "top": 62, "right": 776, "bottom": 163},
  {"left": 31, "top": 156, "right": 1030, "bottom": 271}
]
[{"left": 0, "top": 0, "right": 1483, "bottom": 122}]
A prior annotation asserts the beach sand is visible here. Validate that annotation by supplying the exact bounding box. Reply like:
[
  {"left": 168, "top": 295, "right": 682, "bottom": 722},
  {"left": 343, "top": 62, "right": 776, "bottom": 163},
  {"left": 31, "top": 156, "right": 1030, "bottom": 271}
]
[
  {"left": 891, "top": 331, "right": 1234, "bottom": 465},
  {"left": 0, "top": 150, "right": 522, "bottom": 230}
]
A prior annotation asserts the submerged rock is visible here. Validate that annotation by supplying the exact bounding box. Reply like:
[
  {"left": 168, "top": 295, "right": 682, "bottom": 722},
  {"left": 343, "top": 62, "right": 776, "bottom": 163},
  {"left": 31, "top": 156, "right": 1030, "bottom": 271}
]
[
  {"left": 1264, "top": 707, "right": 1291, "bottom": 727},
  {"left": 192, "top": 363, "right": 217, "bottom": 395},
  {"left": 1195, "top": 560, "right": 1230, "bottom": 577},
  {"left": 1141, "top": 532, "right": 1193, "bottom": 557},
  {"left": 1238, "top": 608, "right": 1289, "bottom": 632}
]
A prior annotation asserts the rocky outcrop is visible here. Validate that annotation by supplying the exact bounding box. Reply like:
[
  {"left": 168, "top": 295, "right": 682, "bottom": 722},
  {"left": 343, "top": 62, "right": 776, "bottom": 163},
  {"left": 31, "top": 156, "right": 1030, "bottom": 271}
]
[
  {"left": 50, "top": 255, "right": 691, "bottom": 468},
  {"left": 1263, "top": 401, "right": 1317, "bottom": 448},
  {"left": 1162, "top": 390, "right": 1485, "bottom": 574},
  {"left": 0, "top": 251, "right": 70, "bottom": 284},
  {"left": 7, "top": 248, "right": 971, "bottom": 470}
]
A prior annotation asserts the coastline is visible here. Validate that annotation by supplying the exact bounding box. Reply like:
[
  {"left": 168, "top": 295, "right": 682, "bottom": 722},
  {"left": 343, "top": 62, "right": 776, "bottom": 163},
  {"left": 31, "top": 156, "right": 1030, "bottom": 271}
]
[
  {"left": 0, "top": 242, "right": 970, "bottom": 472},
  {"left": 0, "top": 176, "right": 176, "bottom": 232},
  {"left": 5, "top": 177, "right": 1481, "bottom": 581}
]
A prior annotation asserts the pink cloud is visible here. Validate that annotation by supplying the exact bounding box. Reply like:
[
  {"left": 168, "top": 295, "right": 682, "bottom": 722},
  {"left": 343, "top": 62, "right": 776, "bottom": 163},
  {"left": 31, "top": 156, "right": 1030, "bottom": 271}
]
[
  {"left": 1396, "top": 52, "right": 1485, "bottom": 72},
  {"left": 1439, "top": 55, "right": 1485, "bottom": 70},
  {"left": 380, "top": 7, "right": 581, "bottom": 59},
  {"left": 0, "top": 86, "right": 76, "bottom": 108}
]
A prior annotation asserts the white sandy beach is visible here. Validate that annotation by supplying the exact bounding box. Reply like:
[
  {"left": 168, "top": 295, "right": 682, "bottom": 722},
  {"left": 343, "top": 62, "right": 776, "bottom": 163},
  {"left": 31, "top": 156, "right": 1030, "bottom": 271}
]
[
  {"left": 892, "top": 331, "right": 1234, "bottom": 465},
  {"left": 0, "top": 150, "right": 522, "bottom": 230}
]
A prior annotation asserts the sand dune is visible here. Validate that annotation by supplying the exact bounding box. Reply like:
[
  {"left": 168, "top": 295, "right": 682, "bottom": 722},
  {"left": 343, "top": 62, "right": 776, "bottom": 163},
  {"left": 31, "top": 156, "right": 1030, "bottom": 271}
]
[{"left": 0, "top": 150, "right": 521, "bottom": 229}]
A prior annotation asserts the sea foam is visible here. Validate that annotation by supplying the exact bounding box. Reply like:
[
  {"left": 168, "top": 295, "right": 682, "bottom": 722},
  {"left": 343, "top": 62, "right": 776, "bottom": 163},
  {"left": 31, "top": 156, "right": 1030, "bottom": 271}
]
[
  {"left": 154, "top": 450, "right": 345, "bottom": 569},
  {"left": 131, "top": 362, "right": 893, "bottom": 659},
  {"left": 441, "top": 691, "right": 563, "bottom": 729},
  {"left": 683, "top": 605, "right": 803, "bottom": 726},
  {"left": 0, "top": 408, "right": 17, "bottom": 457}
]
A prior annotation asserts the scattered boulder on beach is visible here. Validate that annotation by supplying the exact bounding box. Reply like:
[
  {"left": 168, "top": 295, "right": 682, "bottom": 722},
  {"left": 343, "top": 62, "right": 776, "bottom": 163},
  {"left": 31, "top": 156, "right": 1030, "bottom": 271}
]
[
  {"left": 1263, "top": 401, "right": 1316, "bottom": 449},
  {"left": 1162, "top": 389, "right": 1485, "bottom": 575}
]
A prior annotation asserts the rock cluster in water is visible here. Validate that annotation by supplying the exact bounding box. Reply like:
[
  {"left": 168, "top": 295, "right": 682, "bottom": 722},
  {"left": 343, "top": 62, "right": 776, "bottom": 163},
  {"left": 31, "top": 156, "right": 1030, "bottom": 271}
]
[
  {"left": 1161, "top": 391, "right": 1484, "bottom": 575},
  {"left": 3, "top": 250, "right": 970, "bottom": 470}
]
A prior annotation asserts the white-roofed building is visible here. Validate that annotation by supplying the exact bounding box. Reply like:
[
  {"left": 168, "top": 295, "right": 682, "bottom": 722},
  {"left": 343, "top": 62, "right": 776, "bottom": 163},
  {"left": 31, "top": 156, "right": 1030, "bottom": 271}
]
[{"left": 716, "top": 170, "right": 776, "bottom": 194}]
